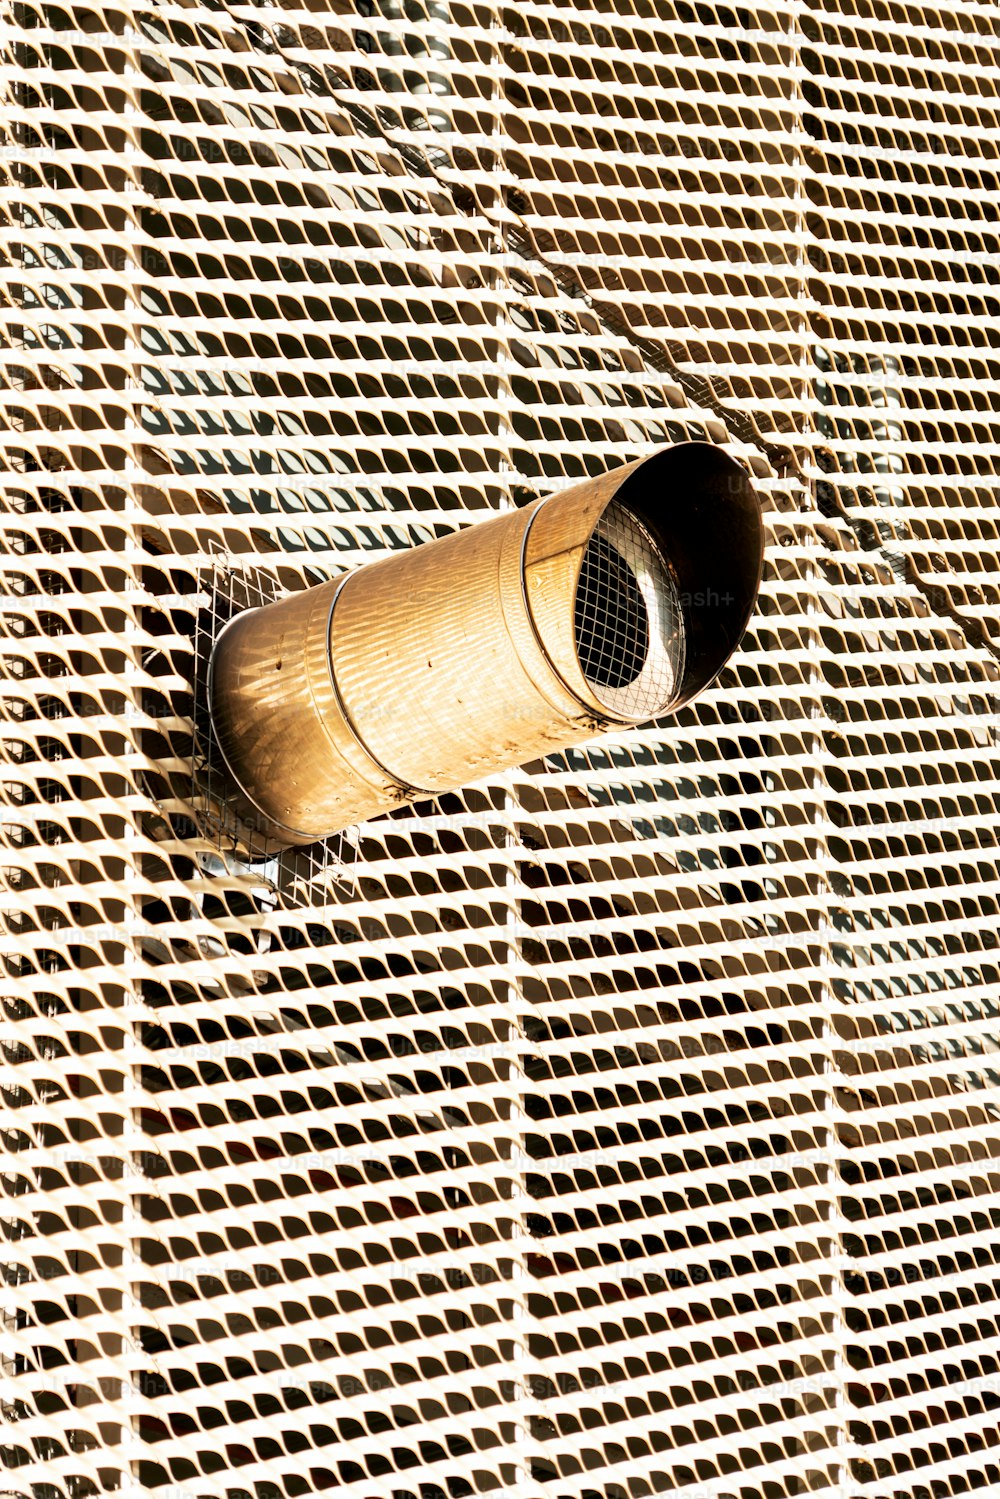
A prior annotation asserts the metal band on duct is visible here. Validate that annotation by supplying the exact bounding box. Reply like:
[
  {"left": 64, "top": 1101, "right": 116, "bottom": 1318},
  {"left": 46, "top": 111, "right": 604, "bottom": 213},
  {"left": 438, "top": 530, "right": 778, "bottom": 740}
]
[{"left": 207, "top": 442, "right": 763, "bottom": 847}]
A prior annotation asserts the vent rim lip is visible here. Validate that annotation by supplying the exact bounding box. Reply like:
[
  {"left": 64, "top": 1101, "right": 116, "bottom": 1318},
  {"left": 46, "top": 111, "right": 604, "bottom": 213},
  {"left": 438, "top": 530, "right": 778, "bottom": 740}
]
[
  {"left": 520, "top": 443, "right": 762, "bottom": 725},
  {"left": 613, "top": 441, "right": 763, "bottom": 712},
  {"left": 518, "top": 476, "right": 657, "bottom": 727}
]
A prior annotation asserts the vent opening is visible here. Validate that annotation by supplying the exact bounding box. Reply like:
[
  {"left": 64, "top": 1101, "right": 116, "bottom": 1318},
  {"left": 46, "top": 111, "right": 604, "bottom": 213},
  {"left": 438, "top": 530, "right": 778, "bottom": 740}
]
[
  {"left": 575, "top": 533, "right": 650, "bottom": 690},
  {"left": 573, "top": 500, "right": 685, "bottom": 718}
]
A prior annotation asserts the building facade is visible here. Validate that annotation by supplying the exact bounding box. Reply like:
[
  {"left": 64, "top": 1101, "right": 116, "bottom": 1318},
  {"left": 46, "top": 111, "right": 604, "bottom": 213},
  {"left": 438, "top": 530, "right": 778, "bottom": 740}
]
[{"left": 4, "top": 0, "right": 1000, "bottom": 1495}]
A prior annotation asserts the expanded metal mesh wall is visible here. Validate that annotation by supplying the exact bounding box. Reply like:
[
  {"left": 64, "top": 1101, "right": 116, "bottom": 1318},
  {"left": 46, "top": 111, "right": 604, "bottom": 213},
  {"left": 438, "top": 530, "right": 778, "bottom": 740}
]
[{"left": 3, "top": 0, "right": 1000, "bottom": 1496}]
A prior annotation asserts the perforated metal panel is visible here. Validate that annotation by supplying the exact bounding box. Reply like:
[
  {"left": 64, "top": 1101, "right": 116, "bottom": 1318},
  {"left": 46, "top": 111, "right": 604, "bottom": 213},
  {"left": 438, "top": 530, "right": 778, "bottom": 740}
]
[{"left": 3, "top": 0, "right": 1000, "bottom": 1496}]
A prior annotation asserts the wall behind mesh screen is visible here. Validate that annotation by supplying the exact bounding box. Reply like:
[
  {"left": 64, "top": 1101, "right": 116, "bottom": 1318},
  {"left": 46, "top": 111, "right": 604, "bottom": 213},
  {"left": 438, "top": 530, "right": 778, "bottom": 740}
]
[
  {"left": 3, "top": 1, "right": 1000, "bottom": 1499},
  {"left": 804, "top": 4, "right": 1000, "bottom": 1492}
]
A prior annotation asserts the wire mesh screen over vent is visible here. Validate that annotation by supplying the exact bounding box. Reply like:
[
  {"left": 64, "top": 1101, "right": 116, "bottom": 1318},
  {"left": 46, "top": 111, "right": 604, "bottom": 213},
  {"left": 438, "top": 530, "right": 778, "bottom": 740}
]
[
  {"left": 573, "top": 501, "right": 684, "bottom": 717},
  {"left": 4, "top": 0, "right": 1000, "bottom": 1496}
]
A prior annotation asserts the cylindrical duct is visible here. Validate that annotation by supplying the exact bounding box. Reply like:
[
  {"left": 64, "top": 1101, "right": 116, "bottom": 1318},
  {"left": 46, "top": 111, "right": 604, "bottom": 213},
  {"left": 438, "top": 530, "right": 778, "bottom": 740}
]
[{"left": 208, "top": 442, "right": 763, "bottom": 848}]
